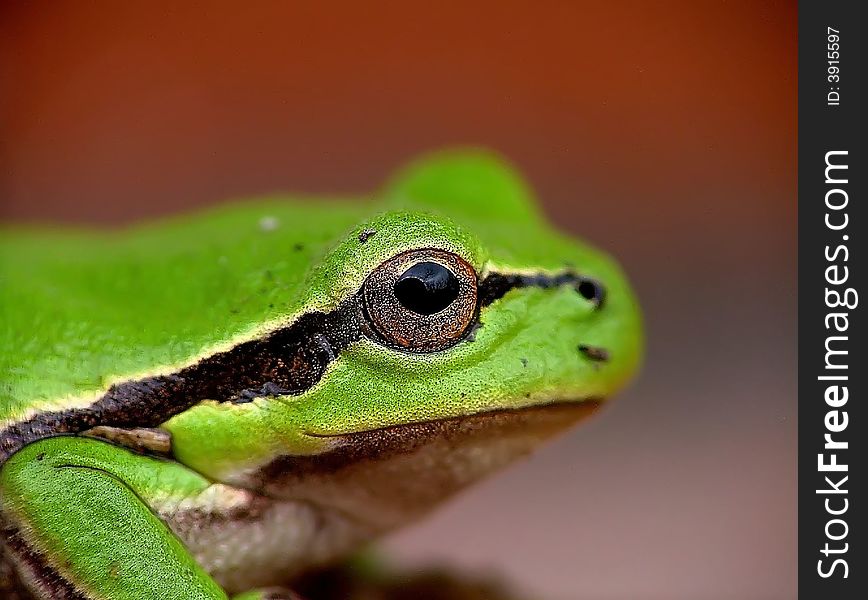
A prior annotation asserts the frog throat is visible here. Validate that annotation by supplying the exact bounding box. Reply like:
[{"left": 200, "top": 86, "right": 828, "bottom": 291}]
[{"left": 0, "top": 268, "right": 601, "bottom": 464}]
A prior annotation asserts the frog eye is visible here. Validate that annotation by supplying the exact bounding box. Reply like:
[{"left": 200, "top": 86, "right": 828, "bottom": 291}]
[{"left": 362, "top": 249, "right": 478, "bottom": 352}]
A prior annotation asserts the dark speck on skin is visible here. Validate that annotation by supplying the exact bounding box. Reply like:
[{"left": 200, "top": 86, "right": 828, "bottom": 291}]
[
  {"left": 236, "top": 381, "right": 295, "bottom": 403},
  {"left": 578, "top": 344, "right": 610, "bottom": 362},
  {"left": 293, "top": 243, "right": 305, "bottom": 252},
  {"left": 358, "top": 229, "right": 377, "bottom": 243}
]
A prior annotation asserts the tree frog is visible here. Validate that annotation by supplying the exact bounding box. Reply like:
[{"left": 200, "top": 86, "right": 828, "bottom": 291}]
[{"left": 0, "top": 150, "right": 642, "bottom": 599}]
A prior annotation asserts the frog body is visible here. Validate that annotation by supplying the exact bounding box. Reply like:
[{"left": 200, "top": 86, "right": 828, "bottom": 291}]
[{"left": 0, "top": 150, "right": 642, "bottom": 599}]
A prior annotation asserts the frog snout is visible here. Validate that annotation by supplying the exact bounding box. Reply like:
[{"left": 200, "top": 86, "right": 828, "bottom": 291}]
[{"left": 573, "top": 277, "right": 608, "bottom": 362}]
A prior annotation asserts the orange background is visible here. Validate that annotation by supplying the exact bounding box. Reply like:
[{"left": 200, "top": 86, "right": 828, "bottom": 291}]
[{"left": 1, "top": 2, "right": 796, "bottom": 598}]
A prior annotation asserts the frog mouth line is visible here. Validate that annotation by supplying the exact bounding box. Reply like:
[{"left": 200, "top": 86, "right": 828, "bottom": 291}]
[
  {"left": 0, "top": 268, "right": 593, "bottom": 465},
  {"left": 257, "top": 400, "right": 602, "bottom": 483},
  {"left": 301, "top": 399, "right": 602, "bottom": 441}
]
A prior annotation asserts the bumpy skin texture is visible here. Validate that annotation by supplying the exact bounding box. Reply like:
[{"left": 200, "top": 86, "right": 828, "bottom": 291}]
[{"left": 0, "top": 150, "right": 643, "bottom": 599}]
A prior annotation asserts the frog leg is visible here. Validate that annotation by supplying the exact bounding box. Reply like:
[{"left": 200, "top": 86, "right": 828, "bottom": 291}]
[{"left": 0, "top": 436, "right": 284, "bottom": 600}]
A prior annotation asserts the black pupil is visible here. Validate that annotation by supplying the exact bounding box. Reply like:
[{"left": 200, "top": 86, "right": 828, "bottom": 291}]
[{"left": 394, "top": 262, "right": 460, "bottom": 315}]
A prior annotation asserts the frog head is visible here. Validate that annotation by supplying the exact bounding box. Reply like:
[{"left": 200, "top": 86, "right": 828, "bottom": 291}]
[{"left": 166, "top": 150, "right": 643, "bottom": 529}]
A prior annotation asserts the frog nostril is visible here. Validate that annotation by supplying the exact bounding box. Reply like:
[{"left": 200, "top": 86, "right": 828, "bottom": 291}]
[
  {"left": 578, "top": 344, "right": 610, "bottom": 362},
  {"left": 576, "top": 278, "right": 606, "bottom": 308}
]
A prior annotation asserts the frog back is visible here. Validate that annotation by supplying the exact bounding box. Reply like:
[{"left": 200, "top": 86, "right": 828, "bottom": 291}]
[{"left": 0, "top": 200, "right": 367, "bottom": 425}]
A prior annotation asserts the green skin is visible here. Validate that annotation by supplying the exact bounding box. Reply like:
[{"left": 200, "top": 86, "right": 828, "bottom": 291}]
[{"left": 0, "top": 150, "right": 643, "bottom": 599}]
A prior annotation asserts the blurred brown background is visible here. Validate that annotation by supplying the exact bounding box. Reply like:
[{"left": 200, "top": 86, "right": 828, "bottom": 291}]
[{"left": 0, "top": 2, "right": 796, "bottom": 599}]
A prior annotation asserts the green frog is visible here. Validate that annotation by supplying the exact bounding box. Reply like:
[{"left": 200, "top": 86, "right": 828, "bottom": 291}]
[{"left": 0, "top": 149, "right": 642, "bottom": 599}]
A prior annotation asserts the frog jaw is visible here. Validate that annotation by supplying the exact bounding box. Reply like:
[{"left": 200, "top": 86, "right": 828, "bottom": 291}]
[{"left": 251, "top": 401, "right": 601, "bottom": 532}]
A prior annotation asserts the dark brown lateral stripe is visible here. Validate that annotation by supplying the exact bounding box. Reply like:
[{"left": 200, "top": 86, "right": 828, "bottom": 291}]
[
  {"left": 0, "top": 297, "right": 363, "bottom": 464},
  {"left": 1, "top": 524, "right": 87, "bottom": 600},
  {"left": 1, "top": 268, "right": 590, "bottom": 465},
  {"left": 479, "top": 271, "right": 604, "bottom": 307}
]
